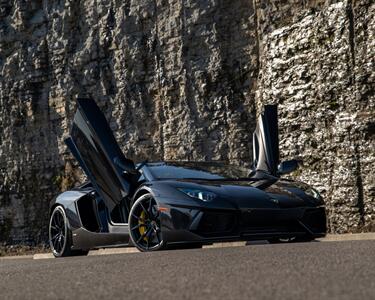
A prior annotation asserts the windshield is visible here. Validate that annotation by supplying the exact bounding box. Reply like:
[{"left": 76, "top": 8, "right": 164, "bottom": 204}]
[{"left": 145, "top": 161, "right": 251, "bottom": 180}]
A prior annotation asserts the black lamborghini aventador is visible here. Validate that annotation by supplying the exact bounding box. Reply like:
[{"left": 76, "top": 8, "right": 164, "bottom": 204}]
[{"left": 49, "top": 98, "right": 326, "bottom": 256}]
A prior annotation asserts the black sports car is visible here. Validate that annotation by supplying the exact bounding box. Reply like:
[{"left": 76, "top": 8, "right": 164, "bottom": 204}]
[{"left": 49, "top": 98, "right": 326, "bottom": 256}]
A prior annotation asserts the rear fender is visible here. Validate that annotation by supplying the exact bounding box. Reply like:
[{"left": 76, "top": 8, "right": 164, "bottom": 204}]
[{"left": 50, "top": 190, "right": 91, "bottom": 230}]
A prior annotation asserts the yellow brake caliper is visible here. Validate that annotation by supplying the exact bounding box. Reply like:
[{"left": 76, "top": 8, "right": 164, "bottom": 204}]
[{"left": 139, "top": 211, "right": 148, "bottom": 241}]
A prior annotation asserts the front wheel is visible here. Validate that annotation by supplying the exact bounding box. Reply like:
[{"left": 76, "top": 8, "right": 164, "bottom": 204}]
[
  {"left": 129, "top": 194, "right": 166, "bottom": 252},
  {"left": 49, "top": 206, "right": 88, "bottom": 257}
]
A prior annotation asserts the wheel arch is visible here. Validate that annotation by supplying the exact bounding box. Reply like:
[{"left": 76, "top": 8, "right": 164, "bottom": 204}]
[
  {"left": 131, "top": 185, "right": 158, "bottom": 207},
  {"left": 49, "top": 202, "right": 61, "bottom": 217}
]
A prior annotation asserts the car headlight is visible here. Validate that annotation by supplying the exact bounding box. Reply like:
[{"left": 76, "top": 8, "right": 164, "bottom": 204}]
[{"left": 178, "top": 188, "right": 217, "bottom": 202}]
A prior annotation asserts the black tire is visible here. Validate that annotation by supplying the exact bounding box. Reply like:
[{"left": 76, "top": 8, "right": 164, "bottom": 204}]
[
  {"left": 129, "top": 193, "right": 166, "bottom": 252},
  {"left": 49, "top": 206, "right": 89, "bottom": 257}
]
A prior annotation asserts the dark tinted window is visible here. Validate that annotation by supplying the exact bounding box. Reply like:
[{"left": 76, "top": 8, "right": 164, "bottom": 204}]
[{"left": 147, "top": 162, "right": 250, "bottom": 180}]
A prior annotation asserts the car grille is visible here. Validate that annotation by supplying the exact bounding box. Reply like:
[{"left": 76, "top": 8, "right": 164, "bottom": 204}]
[
  {"left": 196, "top": 210, "right": 237, "bottom": 237},
  {"left": 240, "top": 209, "right": 305, "bottom": 234}
]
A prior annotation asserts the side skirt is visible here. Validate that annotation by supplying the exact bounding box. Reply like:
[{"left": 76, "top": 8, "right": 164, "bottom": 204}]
[{"left": 72, "top": 227, "right": 130, "bottom": 251}]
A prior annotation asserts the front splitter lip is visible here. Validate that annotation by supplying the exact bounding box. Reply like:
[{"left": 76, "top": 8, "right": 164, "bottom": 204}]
[
  {"left": 161, "top": 202, "right": 326, "bottom": 212},
  {"left": 164, "top": 231, "right": 326, "bottom": 245}
]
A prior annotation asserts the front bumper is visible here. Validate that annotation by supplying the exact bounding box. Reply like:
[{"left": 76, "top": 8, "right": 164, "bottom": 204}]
[{"left": 160, "top": 205, "right": 327, "bottom": 244}]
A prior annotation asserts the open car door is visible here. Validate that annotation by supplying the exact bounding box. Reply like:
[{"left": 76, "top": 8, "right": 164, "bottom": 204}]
[
  {"left": 252, "top": 105, "right": 280, "bottom": 176},
  {"left": 65, "top": 98, "right": 138, "bottom": 211}
]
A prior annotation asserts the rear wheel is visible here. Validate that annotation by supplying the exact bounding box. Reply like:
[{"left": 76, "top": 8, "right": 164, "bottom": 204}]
[
  {"left": 49, "top": 206, "right": 89, "bottom": 257},
  {"left": 129, "top": 194, "right": 166, "bottom": 252}
]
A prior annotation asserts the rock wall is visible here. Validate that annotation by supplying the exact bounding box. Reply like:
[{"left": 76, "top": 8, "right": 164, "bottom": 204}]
[
  {"left": 0, "top": 0, "right": 373, "bottom": 243},
  {"left": 256, "top": 0, "right": 375, "bottom": 232}
]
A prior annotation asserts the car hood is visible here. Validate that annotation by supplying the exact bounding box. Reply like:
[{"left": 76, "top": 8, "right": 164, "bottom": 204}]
[{"left": 153, "top": 177, "right": 322, "bottom": 210}]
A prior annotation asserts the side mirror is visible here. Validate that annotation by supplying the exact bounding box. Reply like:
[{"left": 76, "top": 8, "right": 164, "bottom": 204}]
[
  {"left": 113, "top": 157, "right": 138, "bottom": 175},
  {"left": 277, "top": 160, "right": 299, "bottom": 175}
]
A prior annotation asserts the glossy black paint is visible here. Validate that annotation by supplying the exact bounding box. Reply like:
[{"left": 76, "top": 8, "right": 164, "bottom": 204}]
[
  {"left": 49, "top": 100, "right": 327, "bottom": 252},
  {"left": 277, "top": 159, "right": 299, "bottom": 175},
  {"left": 66, "top": 98, "right": 138, "bottom": 211}
]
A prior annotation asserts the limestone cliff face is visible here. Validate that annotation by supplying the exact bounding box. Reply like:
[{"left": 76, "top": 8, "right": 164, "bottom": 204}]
[
  {"left": 0, "top": 0, "right": 373, "bottom": 243},
  {"left": 256, "top": 0, "right": 375, "bottom": 233}
]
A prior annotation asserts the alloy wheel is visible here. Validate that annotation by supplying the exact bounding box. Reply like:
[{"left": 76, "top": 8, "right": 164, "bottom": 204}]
[
  {"left": 49, "top": 206, "right": 68, "bottom": 256},
  {"left": 129, "top": 195, "right": 164, "bottom": 251}
]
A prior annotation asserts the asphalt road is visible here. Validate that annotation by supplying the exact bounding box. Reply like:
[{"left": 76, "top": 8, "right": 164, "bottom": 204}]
[{"left": 1, "top": 240, "right": 374, "bottom": 300}]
